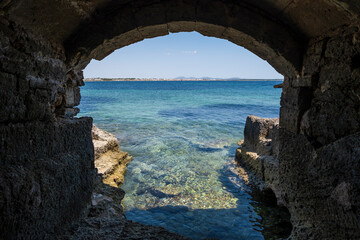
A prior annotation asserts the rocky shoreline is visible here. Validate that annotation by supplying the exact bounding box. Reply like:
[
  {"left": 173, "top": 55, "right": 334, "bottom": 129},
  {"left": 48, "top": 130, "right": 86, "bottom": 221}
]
[
  {"left": 92, "top": 125, "right": 133, "bottom": 187},
  {"left": 69, "top": 122, "right": 290, "bottom": 239},
  {"left": 236, "top": 115, "right": 282, "bottom": 203},
  {"left": 235, "top": 116, "right": 293, "bottom": 238},
  {"left": 63, "top": 126, "right": 188, "bottom": 239}
]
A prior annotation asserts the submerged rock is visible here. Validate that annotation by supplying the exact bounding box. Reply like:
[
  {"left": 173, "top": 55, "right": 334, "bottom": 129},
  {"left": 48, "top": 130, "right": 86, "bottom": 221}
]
[
  {"left": 63, "top": 126, "right": 188, "bottom": 239},
  {"left": 148, "top": 188, "right": 181, "bottom": 198}
]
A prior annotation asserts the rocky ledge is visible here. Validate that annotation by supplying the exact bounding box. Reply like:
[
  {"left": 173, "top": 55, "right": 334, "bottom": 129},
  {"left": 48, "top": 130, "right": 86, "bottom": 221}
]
[
  {"left": 63, "top": 126, "right": 188, "bottom": 240},
  {"left": 236, "top": 115, "right": 282, "bottom": 203},
  {"left": 92, "top": 125, "right": 133, "bottom": 187},
  {"left": 236, "top": 116, "right": 293, "bottom": 238}
]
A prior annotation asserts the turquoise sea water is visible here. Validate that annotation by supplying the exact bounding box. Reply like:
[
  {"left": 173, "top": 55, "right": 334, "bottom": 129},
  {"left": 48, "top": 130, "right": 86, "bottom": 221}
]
[{"left": 78, "top": 81, "right": 282, "bottom": 240}]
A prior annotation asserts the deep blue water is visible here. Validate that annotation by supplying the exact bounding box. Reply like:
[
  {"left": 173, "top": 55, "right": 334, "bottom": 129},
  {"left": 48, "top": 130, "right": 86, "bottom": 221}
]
[{"left": 78, "top": 81, "right": 282, "bottom": 240}]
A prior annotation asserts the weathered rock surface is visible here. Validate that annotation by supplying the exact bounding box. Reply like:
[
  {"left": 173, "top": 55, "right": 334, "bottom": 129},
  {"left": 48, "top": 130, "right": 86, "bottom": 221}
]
[
  {"left": 236, "top": 115, "right": 282, "bottom": 203},
  {"left": 236, "top": 116, "right": 293, "bottom": 239},
  {"left": 92, "top": 125, "right": 133, "bottom": 187},
  {"left": 0, "top": 117, "right": 94, "bottom": 239},
  {"left": 1, "top": 1, "right": 360, "bottom": 239},
  {"left": 279, "top": 28, "right": 360, "bottom": 239}
]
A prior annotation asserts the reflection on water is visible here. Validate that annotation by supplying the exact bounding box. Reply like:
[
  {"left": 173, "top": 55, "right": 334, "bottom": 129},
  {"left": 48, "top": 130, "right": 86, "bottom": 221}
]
[{"left": 78, "top": 81, "right": 285, "bottom": 240}]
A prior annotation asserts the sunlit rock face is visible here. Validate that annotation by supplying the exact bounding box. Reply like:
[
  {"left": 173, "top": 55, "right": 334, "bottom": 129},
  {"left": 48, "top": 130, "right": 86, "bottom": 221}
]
[
  {"left": 0, "top": 0, "right": 359, "bottom": 239},
  {"left": 92, "top": 125, "right": 133, "bottom": 187}
]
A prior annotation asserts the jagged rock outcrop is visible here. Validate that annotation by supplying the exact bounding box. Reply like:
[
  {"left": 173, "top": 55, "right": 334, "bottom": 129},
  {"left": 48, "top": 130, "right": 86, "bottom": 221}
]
[
  {"left": 236, "top": 115, "right": 282, "bottom": 203},
  {"left": 92, "top": 125, "right": 133, "bottom": 187}
]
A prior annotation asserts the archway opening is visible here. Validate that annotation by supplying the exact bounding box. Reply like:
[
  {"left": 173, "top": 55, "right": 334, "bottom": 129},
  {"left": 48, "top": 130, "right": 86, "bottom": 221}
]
[{"left": 78, "top": 31, "right": 290, "bottom": 239}]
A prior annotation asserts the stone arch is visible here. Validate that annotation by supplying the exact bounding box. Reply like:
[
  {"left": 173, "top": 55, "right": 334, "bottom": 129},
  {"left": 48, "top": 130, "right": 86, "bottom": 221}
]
[
  {"left": 1, "top": 0, "right": 360, "bottom": 239},
  {"left": 64, "top": 0, "right": 306, "bottom": 78}
]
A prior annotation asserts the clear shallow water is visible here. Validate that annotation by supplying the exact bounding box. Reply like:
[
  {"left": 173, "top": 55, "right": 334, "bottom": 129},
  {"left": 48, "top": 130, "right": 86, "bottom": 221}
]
[{"left": 78, "top": 81, "right": 282, "bottom": 240}]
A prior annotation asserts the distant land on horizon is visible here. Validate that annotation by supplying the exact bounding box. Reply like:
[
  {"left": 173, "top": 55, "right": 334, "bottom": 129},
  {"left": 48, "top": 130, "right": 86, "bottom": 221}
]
[{"left": 84, "top": 77, "right": 283, "bottom": 82}]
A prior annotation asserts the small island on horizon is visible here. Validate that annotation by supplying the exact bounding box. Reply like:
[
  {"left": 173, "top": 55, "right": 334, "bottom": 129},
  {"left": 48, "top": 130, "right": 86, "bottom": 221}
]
[{"left": 84, "top": 77, "right": 283, "bottom": 82}]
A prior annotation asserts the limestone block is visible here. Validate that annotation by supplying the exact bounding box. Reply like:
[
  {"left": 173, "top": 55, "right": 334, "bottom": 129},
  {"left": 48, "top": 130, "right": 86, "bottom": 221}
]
[
  {"left": 91, "top": 29, "right": 143, "bottom": 61},
  {"left": 168, "top": 21, "right": 195, "bottom": 33},
  {"left": 195, "top": 22, "right": 226, "bottom": 38},
  {"left": 73, "top": 87, "right": 81, "bottom": 106},
  {"left": 92, "top": 125, "right": 119, "bottom": 159},
  {"left": 244, "top": 115, "right": 279, "bottom": 152},
  {"left": 243, "top": 151, "right": 263, "bottom": 179},
  {"left": 139, "top": 24, "right": 169, "bottom": 39},
  {"left": 302, "top": 40, "right": 324, "bottom": 75}
]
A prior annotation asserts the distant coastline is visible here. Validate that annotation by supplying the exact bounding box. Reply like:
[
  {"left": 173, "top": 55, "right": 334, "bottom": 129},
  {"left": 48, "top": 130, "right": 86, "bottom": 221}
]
[{"left": 84, "top": 77, "right": 283, "bottom": 82}]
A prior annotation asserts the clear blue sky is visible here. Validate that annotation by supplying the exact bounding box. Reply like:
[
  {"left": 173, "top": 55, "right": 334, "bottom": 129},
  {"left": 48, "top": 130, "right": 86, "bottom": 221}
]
[{"left": 84, "top": 32, "right": 283, "bottom": 79}]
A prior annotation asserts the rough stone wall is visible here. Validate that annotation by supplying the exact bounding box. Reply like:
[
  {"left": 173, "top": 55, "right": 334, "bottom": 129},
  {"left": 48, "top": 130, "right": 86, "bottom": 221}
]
[
  {"left": 0, "top": 18, "right": 85, "bottom": 121},
  {"left": 1, "top": 1, "right": 360, "bottom": 239},
  {"left": 0, "top": 19, "right": 94, "bottom": 239},
  {"left": 279, "top": 26, "right": 360, "bottom": 239}
]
